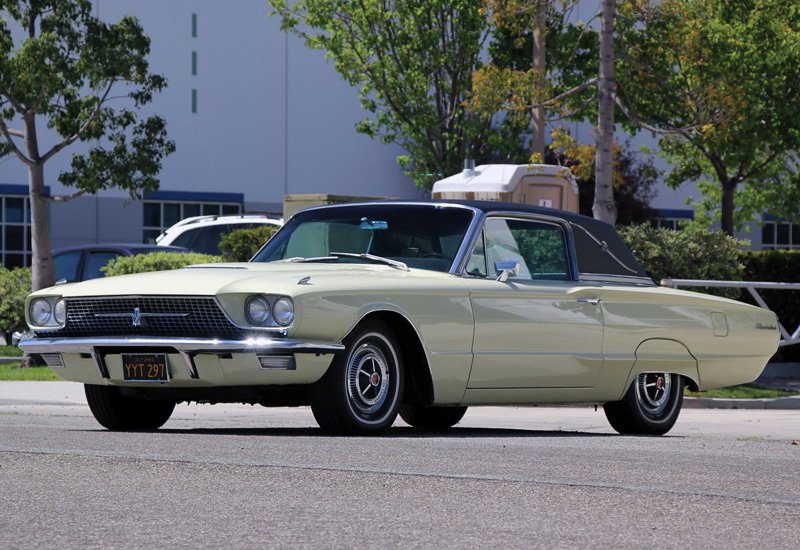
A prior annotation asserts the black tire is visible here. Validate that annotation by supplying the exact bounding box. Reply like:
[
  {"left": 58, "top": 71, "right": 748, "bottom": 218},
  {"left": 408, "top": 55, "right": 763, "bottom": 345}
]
[
  {"left": 604, "top": 372, "right": 684, "bottom": 435},
  {"left": 84, "top": 384, "right": 175, "bottom": 431},
  {"left": 310, "top": 320, "right": 404, "bottom": 435},
  {"left": 399, "top": 403, "right": 467, "bottom": 429}
]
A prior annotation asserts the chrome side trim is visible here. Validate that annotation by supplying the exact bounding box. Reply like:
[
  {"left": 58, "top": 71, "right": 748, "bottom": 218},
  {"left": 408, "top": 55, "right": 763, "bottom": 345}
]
[
  {"left": 20, "top": 337, "right": 344, "bottom": 355},
  {"left": 452, "top": 210, "right": 487, "bottom": 275}
]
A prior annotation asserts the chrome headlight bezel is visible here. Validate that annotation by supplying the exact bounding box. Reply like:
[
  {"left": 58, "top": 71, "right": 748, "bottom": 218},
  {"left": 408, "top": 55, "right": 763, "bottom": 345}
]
[
  {"left": 28, "top": 297, "right": 66, "bottom": 330},
  {"left": 272, "top": 297, "right": 295, "bottom": 326},
  {"left": 243, "top": 294, "right": 295, "bottom": 328},
  {"left": 246, "top": 296, "right": 272, "bottom": 325},
  {"left": 54, "top": 299, "right": 67, "bottom": 325}
]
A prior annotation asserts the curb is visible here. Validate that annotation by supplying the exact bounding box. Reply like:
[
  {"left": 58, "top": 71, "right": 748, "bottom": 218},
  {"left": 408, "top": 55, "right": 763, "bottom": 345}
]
[
  {"left": 685, "top": 395, "right": 800, "bottom": 410},
  {"left": 0, "top": 357, "right": 22, "bottom": 364}
]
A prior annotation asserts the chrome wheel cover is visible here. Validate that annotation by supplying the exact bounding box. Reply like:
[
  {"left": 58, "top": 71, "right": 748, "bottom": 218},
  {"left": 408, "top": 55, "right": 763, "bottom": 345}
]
[
  {"left": 347, "top": 342, "right": 391, "bottom": 415},
  {"left": 635, "top": 373, "right": 672, "bottom": 416}
]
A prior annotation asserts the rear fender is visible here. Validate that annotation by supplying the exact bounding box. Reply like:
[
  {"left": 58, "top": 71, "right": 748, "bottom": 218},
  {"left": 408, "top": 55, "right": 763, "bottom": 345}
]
[{"left": 618, "top": 338, "right": 700, "bottom": 399}]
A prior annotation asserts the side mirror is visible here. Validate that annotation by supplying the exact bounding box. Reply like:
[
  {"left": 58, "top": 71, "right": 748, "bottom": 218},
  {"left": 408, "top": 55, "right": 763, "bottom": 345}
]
[{"left": 495, "top": 260, "right": 520, "bottom": 282}]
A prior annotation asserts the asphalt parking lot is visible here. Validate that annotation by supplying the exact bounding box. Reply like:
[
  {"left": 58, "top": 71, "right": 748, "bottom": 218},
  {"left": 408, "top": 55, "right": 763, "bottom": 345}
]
[{"left": 1, "top": 382, "right": 798, "bottom": 548}]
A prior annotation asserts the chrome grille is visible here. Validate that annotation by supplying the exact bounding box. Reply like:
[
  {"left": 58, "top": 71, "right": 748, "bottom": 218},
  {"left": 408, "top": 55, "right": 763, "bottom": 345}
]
[{"left": 43, "top": 296, "right": 241, "bottom": 337}]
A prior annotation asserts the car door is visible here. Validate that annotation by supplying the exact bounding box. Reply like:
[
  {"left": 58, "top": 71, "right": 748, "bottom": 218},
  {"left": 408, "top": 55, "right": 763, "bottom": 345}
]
[{"left": 464, "top": 216, "right": 604, "bottom": 389}]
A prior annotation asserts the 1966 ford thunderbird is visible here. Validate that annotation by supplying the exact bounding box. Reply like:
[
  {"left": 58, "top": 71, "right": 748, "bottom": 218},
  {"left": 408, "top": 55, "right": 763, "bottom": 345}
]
[{"left": 21, "top": 201, "right": 779, "bottom": 435}]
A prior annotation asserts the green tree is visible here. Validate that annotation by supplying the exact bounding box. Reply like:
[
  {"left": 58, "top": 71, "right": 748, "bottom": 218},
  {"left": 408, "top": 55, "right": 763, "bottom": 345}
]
[
  {"left": 618, "top": 0, "right": 800, "bottom": 235},
  {"left": 269, "top": 0, "right": 492, "bottom": 188},
  {"left": 0, "top": 1, "right": 175, "bottom": 290},
  {"left": 470, "top": 1, "right": 620, "bottom": 225}
]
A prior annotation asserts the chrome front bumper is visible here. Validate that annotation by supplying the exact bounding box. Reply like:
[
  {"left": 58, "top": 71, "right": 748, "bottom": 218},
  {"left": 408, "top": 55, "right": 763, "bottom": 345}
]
[
  {"left": 19, "top": 336, "right": 344, "bottom": 355},
  {"left": 19, "top": 336, "right": 344, "bottom": 381}
]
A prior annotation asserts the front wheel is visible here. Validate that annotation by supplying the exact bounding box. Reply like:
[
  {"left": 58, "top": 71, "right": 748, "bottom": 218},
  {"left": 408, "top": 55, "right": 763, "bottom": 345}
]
[
  {"left": 85, "top": 384, "right": 175, "bottom": 431},
  {"left": 310, "top": 320, "right": 404, "bottom": 435},
  {"left": 604, "top": 372, "right": 684, "bottom": 435}
]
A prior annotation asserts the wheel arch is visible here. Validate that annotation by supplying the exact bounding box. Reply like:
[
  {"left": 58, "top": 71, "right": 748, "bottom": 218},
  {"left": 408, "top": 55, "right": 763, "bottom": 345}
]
[
  {"left": 620, "top": 338, "right": 700, "bottom": 398},
  {"left": 344, "top": 310, "right": 434, "bottom": 406}
]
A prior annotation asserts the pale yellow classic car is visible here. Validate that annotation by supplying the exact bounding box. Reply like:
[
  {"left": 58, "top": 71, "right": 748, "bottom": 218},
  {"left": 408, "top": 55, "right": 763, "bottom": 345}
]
[{"left": 21, "top": 201, "right": 779, "bottom": 435}]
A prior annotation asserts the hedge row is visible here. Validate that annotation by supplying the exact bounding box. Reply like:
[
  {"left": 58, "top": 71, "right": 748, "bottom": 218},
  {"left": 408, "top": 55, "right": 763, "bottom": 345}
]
[
  {"left": 617, "top": 225, "right": 745, "bottom": 299},
  {"left": 101, "top": 251, "right": 221, "bottom": 277},
  {"left": 0, "top": 267, "right": 30, "bottom": 344},
  {"left": 218, "top": 225, "right": 278, "bottom": 261}
]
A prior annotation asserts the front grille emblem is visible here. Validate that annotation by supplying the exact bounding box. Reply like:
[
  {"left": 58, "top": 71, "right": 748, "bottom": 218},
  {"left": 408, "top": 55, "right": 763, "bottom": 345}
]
[{"left": 94, "top": 307, "right": 190, "bottom": 327}]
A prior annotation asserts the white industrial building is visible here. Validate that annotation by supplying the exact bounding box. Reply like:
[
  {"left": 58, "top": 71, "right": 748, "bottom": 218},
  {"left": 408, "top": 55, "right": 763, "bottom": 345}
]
[{"left": 0, "top": 1, "right": 785, "bottom": 268}]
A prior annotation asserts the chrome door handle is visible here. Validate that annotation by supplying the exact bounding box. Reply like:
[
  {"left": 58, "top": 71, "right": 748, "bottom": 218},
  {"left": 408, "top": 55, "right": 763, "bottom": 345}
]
[{"left": 577, "top": 298, "right": 601, "bottom": 306}]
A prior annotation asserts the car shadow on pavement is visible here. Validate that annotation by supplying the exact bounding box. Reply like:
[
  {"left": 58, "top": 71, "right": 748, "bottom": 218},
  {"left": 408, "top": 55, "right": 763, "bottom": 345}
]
[{"left": 148, "top": 426, "right": 617, "bottom": 438}]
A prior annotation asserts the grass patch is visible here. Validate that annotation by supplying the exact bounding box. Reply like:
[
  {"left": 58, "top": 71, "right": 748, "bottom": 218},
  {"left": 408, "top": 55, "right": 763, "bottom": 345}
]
[
  {"left": 685, "top": 384, "right": 797, "bottom": 399},
  {"left": 0, "top": 345, "right": 23, "bottom": 357},
  {"left": 0, "top": 363, "right": 60, "bottom": 381}
]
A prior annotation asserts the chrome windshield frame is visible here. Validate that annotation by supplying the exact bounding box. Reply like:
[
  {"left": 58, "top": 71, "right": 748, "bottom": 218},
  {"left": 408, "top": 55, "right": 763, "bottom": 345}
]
[{"left": 252, "top": 201, "right": 483, "bottom": 274}]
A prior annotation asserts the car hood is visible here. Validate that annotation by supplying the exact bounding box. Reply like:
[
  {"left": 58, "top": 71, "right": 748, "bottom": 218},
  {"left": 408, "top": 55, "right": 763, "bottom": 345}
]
[{"left": 34, "top": 262, "right": 455, "bottom": 298}]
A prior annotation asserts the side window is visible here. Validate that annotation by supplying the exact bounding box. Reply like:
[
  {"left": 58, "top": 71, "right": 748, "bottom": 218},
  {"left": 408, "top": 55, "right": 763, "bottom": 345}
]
[
  {"left": 54, "top": 251, "right": 82, "bottom": 282},
  {"left": 171, "top": 228, "right": 200, "bottom": 249},
  {"left": 484, "top": 218, "right": 569, "bottom": 281},
  {"left": 192, "top": 225, "right": 231, "bottom": 255},
  {"left": 465, "top": 230, "right": 487, "bottom": 277},
  {"left": 82, "top": 251, "right": 121, "bottom": 281}
]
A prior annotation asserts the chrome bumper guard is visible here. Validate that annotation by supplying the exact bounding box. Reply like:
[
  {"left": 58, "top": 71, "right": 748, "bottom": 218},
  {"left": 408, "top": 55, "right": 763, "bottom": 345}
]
[{"left": 19, "top": 336, "right": 345, "bottom": 380}]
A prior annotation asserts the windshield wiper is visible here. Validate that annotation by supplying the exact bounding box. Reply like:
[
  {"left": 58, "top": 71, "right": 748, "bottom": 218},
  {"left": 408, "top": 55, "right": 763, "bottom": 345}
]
[
  {"left": 330, "top": 252, "right": 409, "bottom": 271},
  {"left": 275, "top": 256, "right": 338, "bottom": 263}
]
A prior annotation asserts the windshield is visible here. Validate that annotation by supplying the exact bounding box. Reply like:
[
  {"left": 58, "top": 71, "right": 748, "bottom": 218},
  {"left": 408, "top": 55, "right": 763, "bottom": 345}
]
[{"left": 252, "top": 204, "right": 475, "bottom": 272}]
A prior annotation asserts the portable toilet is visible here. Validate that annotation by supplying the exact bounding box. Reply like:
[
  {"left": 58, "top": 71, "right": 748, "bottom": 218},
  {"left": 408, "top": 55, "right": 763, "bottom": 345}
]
[{"left": 432, "top": 163, "right": 580, "bottom": 213}]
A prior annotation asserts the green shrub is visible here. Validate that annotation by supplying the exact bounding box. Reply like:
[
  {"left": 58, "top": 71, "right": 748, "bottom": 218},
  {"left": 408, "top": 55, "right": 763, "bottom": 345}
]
[
  {"left": 219, "top": 225, "right": 278, "bottom": 262},
  {"left": 0, "top": 267, "right": 31, "bottom": 343},
  {"left": 102, "top": 251, "right": 222, "bottom": 277},
  {"left": 741, "top": 249, "right": 800, "bottom": 362},
  {"left": 617, "top": 224, "right": 746, "bottom": 298}
]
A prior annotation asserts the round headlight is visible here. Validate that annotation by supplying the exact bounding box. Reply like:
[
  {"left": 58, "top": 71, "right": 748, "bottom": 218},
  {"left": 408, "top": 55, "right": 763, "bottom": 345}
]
[
  {"left": 272, "top": 297, "right": 294, "bottom": 326},
  {"left": 31, "top": 299, "right": 52, "bottom": 326},
  {"left": 246, "top": 296, "right": 271, "bottom": 325},
  {"left": 54, "top": 299, "right": 67, "bottom": 325}
]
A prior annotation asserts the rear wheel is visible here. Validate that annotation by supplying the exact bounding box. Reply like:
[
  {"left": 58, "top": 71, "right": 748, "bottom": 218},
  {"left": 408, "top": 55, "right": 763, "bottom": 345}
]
[
  {"left": 399, "top": 403, "right": 468, "bottom": 429},
  {"left": 311, "top": 320, "right": 403, "bottom": 435},
  {"left": 604, "top": 372, "right": 684, "bottom": 435},
  {"left": 84, "top": 384, "right": 175, "bottom": 431}
]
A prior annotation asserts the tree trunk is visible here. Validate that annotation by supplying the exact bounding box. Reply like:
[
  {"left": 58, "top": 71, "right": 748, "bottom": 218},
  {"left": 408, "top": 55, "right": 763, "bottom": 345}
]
[
  {"left": 531, "top": 0, "right": 547, "bottom": 160},
  {"left": 29, "top": 163, "right": 55, "bottom": 291},
  {"left": 593, "top": 0, "right": 617, "bottom": 225},
  {"left": 720, "top": 179, "right": 736, "bottom": 236},
  {"left": 23, "top": 111, "right": 55, "bottom": 291}
]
